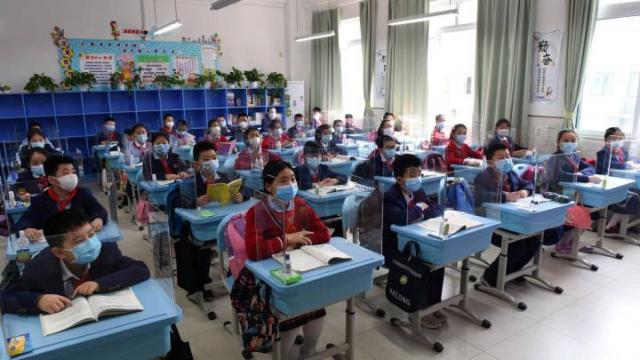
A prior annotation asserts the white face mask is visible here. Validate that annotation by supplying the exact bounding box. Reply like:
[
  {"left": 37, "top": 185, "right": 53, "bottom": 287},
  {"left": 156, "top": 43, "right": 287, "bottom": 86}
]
[
  {"left": 219, "top": 120, "right": 226, "bottom": 127},
  {"left": 56, "top": 174, "right": 78, "bottom": 192},
  {"left": 313, "top": 113, "right": 321, "bottom": 121},
  {"left": 210, "top": 127, "right": 221, "bottom": 136},
  {"left": 239, "top": 122, "right": 248, "bottom": 129},
  {"left": 165, "top": 121, "right": 174, "bottom": 129},
  {"left": 497, "top": 129, "right": 510, "bottom": 137},
  {"left": 383, "top": 127, "right": 394, "bottom": 137},
  {"left": 249, "top": 137, "right": 261, "bottom": 148},
  {"left": 268, "top": 112, "right": 277, "bottom": 120}
]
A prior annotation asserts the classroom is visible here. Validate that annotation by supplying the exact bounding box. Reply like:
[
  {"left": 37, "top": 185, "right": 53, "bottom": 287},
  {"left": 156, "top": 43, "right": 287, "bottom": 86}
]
[{"left": 0, "top": 0, "right": 639, "bottom": 359}]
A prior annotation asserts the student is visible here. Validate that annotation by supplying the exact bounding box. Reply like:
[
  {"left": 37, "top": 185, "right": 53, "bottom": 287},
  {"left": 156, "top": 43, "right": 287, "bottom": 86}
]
[
  {"left": 19, "top": 129, "right": 58, "bottom": 168},
  {"left": 263, "top": 107, "right": 279, "bottom": 130},
  {"left": 215, "top": 114, "right": 234, "bottom": 139},
  {"left": 16, "top": 155, "right": 108, "bottom": 241},
  {"left": 475, "top": 143, "right": 538, "bottom": 287},
  {"left": 431, "top": 114, "right": 448, "bottom": 147},
  {"left": 1, "top": 209, "right": 149, "bottom": 314},
  {"left": 312, "top": 107, "right": 323, "bottom": 128},
  {"left": 204, "top": 118, "right": 230, "bottom": 151},
  {"left": 160, "top": 114, "right": 176, "bottom": 136},
  {"left": 262, "top": 119, "right": 294, "bottom": 150},
  {"left": 122, "top": 128, "right": 134, "bottom": 151},
  {"left": 245, "top": 160, "right": 329, "bottom": 359},
  {"left": 489, "top": 119, "right": 528, "bottom": 157},
  {"left": 287, "top": 113, "right": 307, "bottom": 140},
  {"left": 125, "top": 123, "right": 152, "bottom": 162},
  {"left": 172, "top": 119, "right": 196, "bottom": 153},
  {"left": 143, "top": 132, "right": 188, "bottom": 181},
  {"left": 294, "top": 142, "right": 347, "bottom": 190},
  {"left": 354, "top": 135, "right": 398, "bottom": 181},
  {"left": 235, "top": 127, "right": 282, "bottom": 170},
  {"left": 444, "top": 124, "right": 482, "bottom": 171},
  {"left": 332, "top": 119, "right": 346, "bottom": 144},
  {"left": 344, "top": 113, "right": 362, "bottom": 134},
  {"left": 545, "top": 129, "right": 600, "bottom": 254},
  {"left": 233, "top": 113, "right": 250, "bottom": 142},
  {"left": 97, "top": 116, "right": 121, "bottom": 145},
  {"left": 373, "top": 117, "right": 396, "bottom": 142},
  {"left": 382, "top": 154, "right": 445, "bottom": 328},
  {"left": 14, "top": 148, "right": 49, "bottom": 201},
  {"left": 19, "top": 122, "right": 54, "bottom": 148},
  {"left": 315, "top": 124, "right": 347, "bottom": 161}
]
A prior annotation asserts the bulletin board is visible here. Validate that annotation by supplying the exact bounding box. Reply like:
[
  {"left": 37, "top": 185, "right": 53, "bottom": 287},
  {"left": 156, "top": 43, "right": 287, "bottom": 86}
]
[{"left": 63, "top": 38, "right": 221, "bottom": 87}]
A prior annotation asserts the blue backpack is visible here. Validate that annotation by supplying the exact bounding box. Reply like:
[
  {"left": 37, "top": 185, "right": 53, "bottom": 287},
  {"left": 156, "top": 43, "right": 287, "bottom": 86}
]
[{"left": 446, "top": 180, "right": 474, "bottom": 214}]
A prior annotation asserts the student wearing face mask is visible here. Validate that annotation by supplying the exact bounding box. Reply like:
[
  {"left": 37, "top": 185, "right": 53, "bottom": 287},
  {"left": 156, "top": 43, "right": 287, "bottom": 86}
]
[
  {"left": 314, "top": 125, "right": 347, "bottom": 161},
  {"left": 375, "top": 117, "right": 396, "bottom": 141},
  {"left": 233, "top": 113, "right": 250, "bottom": 143},
  {"left": 1, "top": 209, "right": 149, "bottom": 315},
  {"left": 354, "top": 135, "right": 398, "bottom": 181},
  {"left": 19, "top": 122, "right": 54, "bottom": 149},
  {"left": 125, "top": 123, "right": 152, "bottom": 163},
  {"left": 263, "top": 107, "right": 280, "bottom": 130},
  {"left": 262, "top": 119, "right": 294, "bottom": 150},
  {"left": 444, "top": 124, "right": 483, "bottom": 172},
  {"left": 97, "top": 117, "right": 122, "bottom": 146},
  {"left": 14, "top": 148, "right": 49, "bottom": 201},
  {"left": 294, "top": 142, "right": 347, "bottom": 190},
  {"left": 16, "top": 155, "right": 108, "bottom": 241},
  {"left": 474, "top": 143, "right": 539, "bottom": 287},
  {"left": 344, "top": 114, "right": 362, "bottom": 134},
  {"left": 143, "top": 132, "right": 188, "bottom": 181},
  {"left": 382, "top": 154, "right": 445, "bottom": 328},
  {"left": 312, "top": 107, "right": 323, "bottom": 128},
  {"left": 160, "top": 114, "right": 176, "bottom": 136},
  {"left": 215, "top": 115, "right": 234, "bottom": 139},
  {"left": 19, "top": 129, "right": 59, "bottom": 168},
  {"left": 430, "top": 114, "right": 448, "bottom": 147},
  {"left": 235, "top": 127, "right": 282, "bottom": 170},
  {"left": 489, "top": 119, "right": 529, "bottom": 158},
  {"left": 205, "top": 118, "right": 230, "bottom": 151},
  {"left": 171, "top": 119, "right": 196, "bottom": 153},
  {"left": 287, "top": 113, "right": 307, "bottom": 140},
  {"left": 332, "top": 119, "right": 346, "bottom": 144},
  {"left": 244, "top": 160, "right": 330, "bottom": 359}
]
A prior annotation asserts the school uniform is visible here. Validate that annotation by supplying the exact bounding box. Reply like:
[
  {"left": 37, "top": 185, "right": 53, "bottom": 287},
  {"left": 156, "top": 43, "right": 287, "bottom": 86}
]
[
  {"left": 125, "top": 141, "right": 152, "bottom": 162},
  {"left": 97, "top": 130, "right": 122, "bottom": 145},
  {"left": 317, "top": 140, "right": 347, "bottom": 160},
  {"left": 232, "top": 128, "right": 247, "bottom": 144},
  {"left": 204, "top": 135, "right": 230, "bottom": 152},
  {"left": 245, "top": 197, "right": 330, "bottom": 331},
  {"left": 294, "top": 163, "right": 347, "bottom": 191},
  {"left": 0, "top": 243, "right": 150, "bottom": 314},
  {"left": 596, "top": 147, "right": 628, "bottom": 175},
  {"left": 544, "top": 150, "right": 596, "bottom": 192},
  {"left": 475, "top": 168, "right": 540, "bottom": 287},
  {"left": 18, "top": 144, "right": 60, "bottom": 169},
  {"left": 170, "top": 132, "right": 196, "bottom": 153},
  {"left": 160, "top": 126, "right": 176, "bottom": 137},
  {"left": 261, "top": 134, "right": 290, "bottom": 150},
  {"left": 13, "top": 169, "right": 48, "bottom": 196},
  {"left": 220, "top": 126, "right": 234, "bottom": 139},
  {"left": 142, "top": 152, "right": 181, "bottom": 181},
  {"left": 444, "top": 141, "right": 483, "bottom": 171},
  {"left": 15, "top": 187, "right": 108, "bottom": 232},
  {"left": 234, "top": 148, "right": 282, "bottom": 170},
  {"left": 430, "top": 129, "right": 448, "bottom": 146},
  {"left": 382, "top": 183, "right": 444, "bottom": 305},
  {"left": 287, "top": 125, "right": 307, "bottom": 140},
  {"left": 488, "top": 134, "right": 526, "bottom": 154},
  {"left": 353, "top": 150, "right": 395, "bottom": 182}
]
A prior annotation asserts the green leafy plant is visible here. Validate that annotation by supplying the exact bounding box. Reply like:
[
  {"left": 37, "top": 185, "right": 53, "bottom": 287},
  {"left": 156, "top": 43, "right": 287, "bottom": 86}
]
[
  {"left": 0, "top": 84, "right": 10, "bottom": 93},
  {"left": 266, "top": 72, "right": 287, "bottom": 88},
  {"left": 62, "top": 71, "right": 97, "bottom": 90},
  {"left": 224, "top": 67, "right": 245, "bottom": 87},
  {"left": 24, "top": 73, "right": 58, "bottom": 93},
  {"left": 194, "top": 70, "right": 217, "bottom": 87},
  {"left": 154, "top": 70, "right": 185, "bottom": 89},
  {"left": 244, "top": 68, "right": 264, "bottom": 86},
  {"left": 109, "top": 71, "right": 124, "bottom": 87}
]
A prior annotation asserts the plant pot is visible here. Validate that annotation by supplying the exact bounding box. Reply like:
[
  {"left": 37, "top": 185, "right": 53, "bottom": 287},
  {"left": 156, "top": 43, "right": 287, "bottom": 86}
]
[
  {"left": 203, "top": 81, "right": 212, "bottom": 89},
  {"left": 37, "top": 86, "right": 47, "bottom": 93},
  {"left": 0, "top": 89, "right": 10, "bottom": 94},
  {"left": 78, "top": 85, "right": 90, "bottom": 92},
  {"left": 250, "top": 81, "right": 259, "bottom": 89},
  {"left": 172, "top": 85, "right": 182, "bottom": 90},
  {"left": 117, "top": 83, "right": 127, "bottom": 91},
  {"left": 228, "top": 83, "right": 237, "bottom": 89}
]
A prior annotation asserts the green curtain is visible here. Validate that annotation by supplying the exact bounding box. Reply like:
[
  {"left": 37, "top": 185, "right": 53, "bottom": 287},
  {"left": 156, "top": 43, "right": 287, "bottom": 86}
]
[
  {"left": 474, "top": 0, "right": 535, "bottom": 144},
  {"left": 385, "top": 0, "right": 429, "bottom": 127},
  {"left": 360, "top": 0, "right": 377, "bottom": 115},
  {"left": 564, "top": 0, "right": 599, "bottom": 129},
  {"left": 310, "top": 8, "right": 342, "bottom": 117}
]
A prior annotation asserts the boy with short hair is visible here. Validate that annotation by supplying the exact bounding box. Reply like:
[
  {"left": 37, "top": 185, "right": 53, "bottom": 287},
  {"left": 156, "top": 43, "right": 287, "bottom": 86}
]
[
  {"left": 294, "top": 142, "right": 347, "bottom": 190},
  {"left": 97, "top": 116, "right": 121, "bottom": 145},
  {"left": 1, "top": 209, "right": 150, "bottom": 314}
]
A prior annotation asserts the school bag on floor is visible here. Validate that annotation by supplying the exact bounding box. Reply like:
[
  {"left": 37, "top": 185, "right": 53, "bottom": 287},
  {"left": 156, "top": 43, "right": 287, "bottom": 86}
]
[
  {"left": 386, "top": 241, "right": 431, "bottom": 313},
  {"left": 223, "top": 213, "right": 248, "bottom": 279}
]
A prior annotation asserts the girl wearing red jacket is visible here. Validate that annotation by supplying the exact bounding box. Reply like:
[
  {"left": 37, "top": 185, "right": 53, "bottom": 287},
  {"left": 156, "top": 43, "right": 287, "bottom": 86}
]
[
  {"left": 245, "top": 160, "right": 329, "bottom": 359},
  {"left": 444, "top": 123, "right": 482, "bottom": 172}
]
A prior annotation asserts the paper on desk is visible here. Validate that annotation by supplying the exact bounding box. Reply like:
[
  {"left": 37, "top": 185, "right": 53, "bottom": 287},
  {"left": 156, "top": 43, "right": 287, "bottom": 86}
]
[
  {"left": 314, "top": 183, "right": 355, "bottom": 196},
  {"left": 514, "top": 195, "right": 550, "bottom": 210},
  {"left": 417, "top": 210, "right": 481, "bottom": 236}
]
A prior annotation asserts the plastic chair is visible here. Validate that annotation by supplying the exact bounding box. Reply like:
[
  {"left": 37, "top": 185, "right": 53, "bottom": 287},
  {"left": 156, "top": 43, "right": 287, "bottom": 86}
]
[{"left": 216, "top": 213, "right": 244, "bottom": 344}]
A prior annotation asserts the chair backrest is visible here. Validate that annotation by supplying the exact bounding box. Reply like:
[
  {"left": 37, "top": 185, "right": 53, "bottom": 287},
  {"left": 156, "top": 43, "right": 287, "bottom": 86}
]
[
  {"left": 292, "top": 149, "right": 304, "bottom": 166},
  {"left": 222, "top": 153, "right": 238, "bottom": 179},
  {"left": 341, "top": 192, "right": 369, "bottom": 235},
  {"left": 164, "top": 184, "right": 183, "bottom": 239},
  {"left": 217, "top": 212, "right": 248, "bottom": 281}
]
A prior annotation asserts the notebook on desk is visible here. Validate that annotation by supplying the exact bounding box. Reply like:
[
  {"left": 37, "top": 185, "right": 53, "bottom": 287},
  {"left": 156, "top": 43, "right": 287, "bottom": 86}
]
[
  {"left": 417, "top": 210, "right": 482, "bottom": 237},
  {"left": 272, "top": 244, "right": 352, "bottom": 272},
  {"left": 315, "top": 183, "right": 355, "bottom": 196}
]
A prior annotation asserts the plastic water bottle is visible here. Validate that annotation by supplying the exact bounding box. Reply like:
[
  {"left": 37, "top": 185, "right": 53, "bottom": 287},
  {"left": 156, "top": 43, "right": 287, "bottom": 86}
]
[
  {"left": 283, "top": 253, "right": 291, "bottom": 275},
  {"left": 16, "top": 230, "right": 30, "bottom": 275},
  {"left": 8, "top": 191, "right": 16, "bottom": 208},
  {"left": 275, "top": 139, "right": 282, "bottom": 152},
  {"left": 76, "top": 149, "right": 85, "bottom": 177},
  {"left": 152, "top": 173, "right": 157, "bottom": 184},
  {"left": 482, "top": 156, "right": 487, "bottom": 169}
]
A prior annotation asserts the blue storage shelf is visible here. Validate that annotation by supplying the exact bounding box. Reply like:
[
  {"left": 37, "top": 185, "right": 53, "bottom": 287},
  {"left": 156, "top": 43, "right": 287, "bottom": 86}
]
[
  {"left": 0, "top": 95, "right": 25, "bottom": 118},
  {"left": 114, "top": 112, "right": 138, "bottom": 130},
  {"left": 82, "top": 92, "right": 109, "bottom": 113},
  {"left": 206, "top": 109, "right": 226, "bottom": 123},
  {"left": 0, "top": 118, "right": 26, "bottom": 141},
  {"left": 57, "top": 115, "right": 86, "bottom": 137},
  {"left": 205, "top": 89, "right": 226, "bottom": 107},
  {"left": 184, "top": 89, "right": 205, "bottom": 109},
  {"left": 24, "top": 94, "right": 54, "bottom": 116},
  {"left": 85, "top": 113, "right": 108, "bottom": 135},
  {"left": 185, "top": 109, "right": 206, "bottom": 129},
  {"left": 138, "top": 111, "right": 161, "bottom": 131},
  {"left": 135, "top": 90, "right": 160, "bottom": 111},
  {"left": 160, "top": 90, "right": 183, "bottom": 109},
  {"left": 109, "top": 91, "right": 136, "bottom": 112},
  {"left": 53, "top": 93, "right": 83, "bottom": 115}
]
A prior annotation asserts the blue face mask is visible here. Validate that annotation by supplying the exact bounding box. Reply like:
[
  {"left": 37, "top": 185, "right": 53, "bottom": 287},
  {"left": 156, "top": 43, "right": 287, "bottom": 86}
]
[
  {"left": 383, "top": 149, "right": 396, "bottom": 159},
  {"left": 201, "top": 159, "right": 219, "bottom": 175},
  {"left": 275, "top": 183, "right": 298, "bottom": 202},
  {"left": 67, "top": 235, "right": 102, "bottom": 265},
  {"left": 154, "top": 144, "right": 170, "bottom": 156},
  {"left": 31, "top": 141, "right": 45, "bottom": 149},
  {"left": 321, "top": 134, "right": 332, "bottom": 144},
  {"left": 455, "top": 134, "right": 467, "bottom": 145},
  {"left": 31, "top": 164, "right": 45, "bottom": 178},
  {"left": 306, "top": 157, "right": 320, "bottom": 169},
  {"left": 405, "top": 177, "right": 422, "bottom": 192},
  {"left": 560, "top": 142, "right": 577, "bottom": 154},
  {"left": 436, "top": 122, "right": 446, "bottom": 130},
  {"left": 136, "top": 134, "right": 147, "bottom": 144},
  {"left": 104, "top": 124, "right": 116, "bottom": 132},
  {"left": 495, "top": 158, "right": 513, "bottom": 173}
]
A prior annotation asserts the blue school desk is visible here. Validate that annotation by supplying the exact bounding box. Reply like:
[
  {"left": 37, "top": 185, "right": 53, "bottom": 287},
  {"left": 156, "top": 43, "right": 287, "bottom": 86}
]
[
  {"left": 297, "top": 186, "right": 372, "bottom": 218},
  {"left": 0, "top": 279, "right": 181, "bottom": 360},
  {"left": 478, "top": 197, "right": 572, "bottom": 309},
  {"left": 336, "top": 143, "right": 359, "bottom": 157},
  {"left": 321, "top": 158, "right": 363, "bottom": 176},
  {"left": 431, "top": 145, "right": 446, "bottom": 155},
  {"left": 92, "top": 144, "right": 107, "bottom": 160},
  {"left": 104, "top": 152, "right": 124, "bottom": 170},
  {"left": 139, "top": 180, "right": 179, "bottom": 206},
  {"left": 5, "top": 221, "right": 124, "bottom": 260},
  {"left": 610, "top": 169, "right": 640, "bottom": 188},
  {"left": 245, "top": 238, "right": 383, "bottom": 360},
  {"left": 236, "top": 169, "right": 263, "bottom": 191},
  {"left": 6, "top": 202, "right": 29, "bottom": 224},
  {"left": 375, "top": 171, "right": 445, "bottom": 198},
  {"left": 512, "top": 154, "right": 551, "bottom": 165},
  {"left": 267, "top": 147, "right": 298, "bottom": 164},
  {"left": 451, "top": 164, "right": 482, "bottom": 184},
  {"left": 124, "top": 164, "right": 143, "bottom": 185},
  {"left": 397, "top": 149, "right": 428, "bottom": 161},
  {"left": 176, "top": 146, "right": 193, "bottom": 162},
  {"left": 174, "top": 199, "right": 258, "bottom": 242},
  {"left": 346, "top": 133, "right": 365, "bottom": 140},
  {"left": 390, "top": 213, "right": 499, "bottom": 352}
]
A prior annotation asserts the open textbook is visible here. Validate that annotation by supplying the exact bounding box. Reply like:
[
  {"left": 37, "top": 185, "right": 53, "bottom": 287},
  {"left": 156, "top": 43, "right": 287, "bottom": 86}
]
[
  {"left": 207, "top": 178, "right": 243, "bottom": 204},
  {"left": 314, "top": 182, "right": 355, "bottom": 196},
  {"left": 40, "top": 287, "right": 143, "bottom": 336},
  {"left": 272, "top": 243, "right": 352, "bottom": 272},
  {"left": 417, "top": 210, "right": 482, "bottom": 237}
]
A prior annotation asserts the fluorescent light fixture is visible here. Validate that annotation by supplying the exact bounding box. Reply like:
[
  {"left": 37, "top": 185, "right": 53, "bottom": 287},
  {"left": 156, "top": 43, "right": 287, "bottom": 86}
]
[
  {"left": 210, "top": 0, "right": 242, "bottom": 10},
  {"left": 388, "top": 8, "right": 458, "bottom": 26},
  {"left": 295, "top": 30, "right": 336, "bottom": 42},
  {"left": 153, "top": 20, "right": 183, "bottom": 36}
]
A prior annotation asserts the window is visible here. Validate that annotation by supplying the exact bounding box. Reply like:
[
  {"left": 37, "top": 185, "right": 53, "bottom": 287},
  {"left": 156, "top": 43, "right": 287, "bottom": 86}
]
[
  {"left": 338, "top": 17, "right": 364, "bottom": 120},
  {"left": 577, "top": 2, "right": 640, "bottom": 135}
]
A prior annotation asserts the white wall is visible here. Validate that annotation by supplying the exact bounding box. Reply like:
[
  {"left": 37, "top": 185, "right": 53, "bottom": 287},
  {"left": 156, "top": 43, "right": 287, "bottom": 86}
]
[{"left": 0, "top": 0, "right": 287, "bottom": 90}]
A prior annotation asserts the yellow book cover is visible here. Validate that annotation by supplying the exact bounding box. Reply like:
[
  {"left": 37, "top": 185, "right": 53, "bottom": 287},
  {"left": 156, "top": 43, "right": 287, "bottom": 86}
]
[{"left": 207, "top": 178, "right": 243, "bottom": 204}]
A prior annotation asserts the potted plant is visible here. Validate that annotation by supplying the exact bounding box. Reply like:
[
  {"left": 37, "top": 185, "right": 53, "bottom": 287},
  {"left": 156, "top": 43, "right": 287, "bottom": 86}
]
[
  {"left": 194, "top": 70, "right": 216, "bottom": 89},
  {"left": 24, "top": 73, "right": 58, "bottom": 93},
  {"left": 224, "top": 67, "right": 244, "bottom": 88},
  {"left": 266, "top": 72, "right": 287, "bottom": 88},
  {"left": 0, "top": 84, "right": 10, "bottom": 94},
  {"left": 244, "top": 68, "right": 264, "bottom": 89},
  {"left": 154, "top": 71, "right": 185, "bottom": 89},
  {"left": 109, "top": 71, "right": 127, "bottom": 90},
  {"left": 63, "top": 71, "right": 96, "bottom": 91},
  {"left": 215, "top": 70, "right": 226, "bottom": 88}
]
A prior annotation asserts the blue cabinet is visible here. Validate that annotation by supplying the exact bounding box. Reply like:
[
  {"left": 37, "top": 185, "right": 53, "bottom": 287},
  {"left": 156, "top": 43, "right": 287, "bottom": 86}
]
[{"left": 0, "top": 88, "right": 286, "bottom": 173}]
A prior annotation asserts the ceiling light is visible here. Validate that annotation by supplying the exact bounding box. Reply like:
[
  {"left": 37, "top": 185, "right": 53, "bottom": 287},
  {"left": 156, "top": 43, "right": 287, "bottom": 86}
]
[
  {"left": 153, "top": 20, "right": 183, "bottom": 36},
  {"left": 295, "top": 30, "right": 336, "bottom": 42},
  {"left": 210, "top": 0, "right": 242, "bottom": 10}
]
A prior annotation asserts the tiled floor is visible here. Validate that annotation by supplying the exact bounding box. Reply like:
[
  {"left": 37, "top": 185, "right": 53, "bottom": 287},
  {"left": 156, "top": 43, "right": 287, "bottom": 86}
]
[{"left": 8, "top": 189, "right": 640, "bottom": 360}]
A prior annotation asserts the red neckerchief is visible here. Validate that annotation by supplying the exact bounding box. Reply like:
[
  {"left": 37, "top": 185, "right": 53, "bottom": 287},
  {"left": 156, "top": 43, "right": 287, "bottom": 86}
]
[
  {"left": 500, "top": 137, "right": 511, "bottom": 148},
  {"left": 38, "top": 177, "right": 48, "bottom": 188},
  {"left": 612, "top": 148, "right": 625, "bottom": 163},
  {"left": 502, "top": 174, "right": 512, "bottom": 193},
  {"left": 47, "top": 187, "right": 78, "bottom": 212},
  {"left": 161, "top": 127, "right": 175, "bottom": 135},
  {"left": 104, "top": 131, "right": 116, "bottom": 140},
  {"left": 71, "top": 269, "right": 91, "bottom": 289},
  {"left": 565, "top": 154, "right": 579, "bottom": 173},
  {"left": 159, "top": 157, "right": 174, "bottom": 175}
]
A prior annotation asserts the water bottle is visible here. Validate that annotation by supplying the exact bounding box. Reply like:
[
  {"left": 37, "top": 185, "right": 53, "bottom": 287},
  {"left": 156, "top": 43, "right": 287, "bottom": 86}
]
[
  {"left": 16, "top": 230, "right": 30, "bottom": 275},
  {"left": 482, "top": 156, "right": 487, "bottom": 169},
  {"left": 275, "top": 139, "right": 282, "bottom": 152},
  {"left": 76, "top": 149, "right": 85, "bottom": 177},
  {"left": 8, "top": 191, "right": 16, "bottom": 208},
  {"left": 283, "top": 253, "right": 291, "bottom": 275}
]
